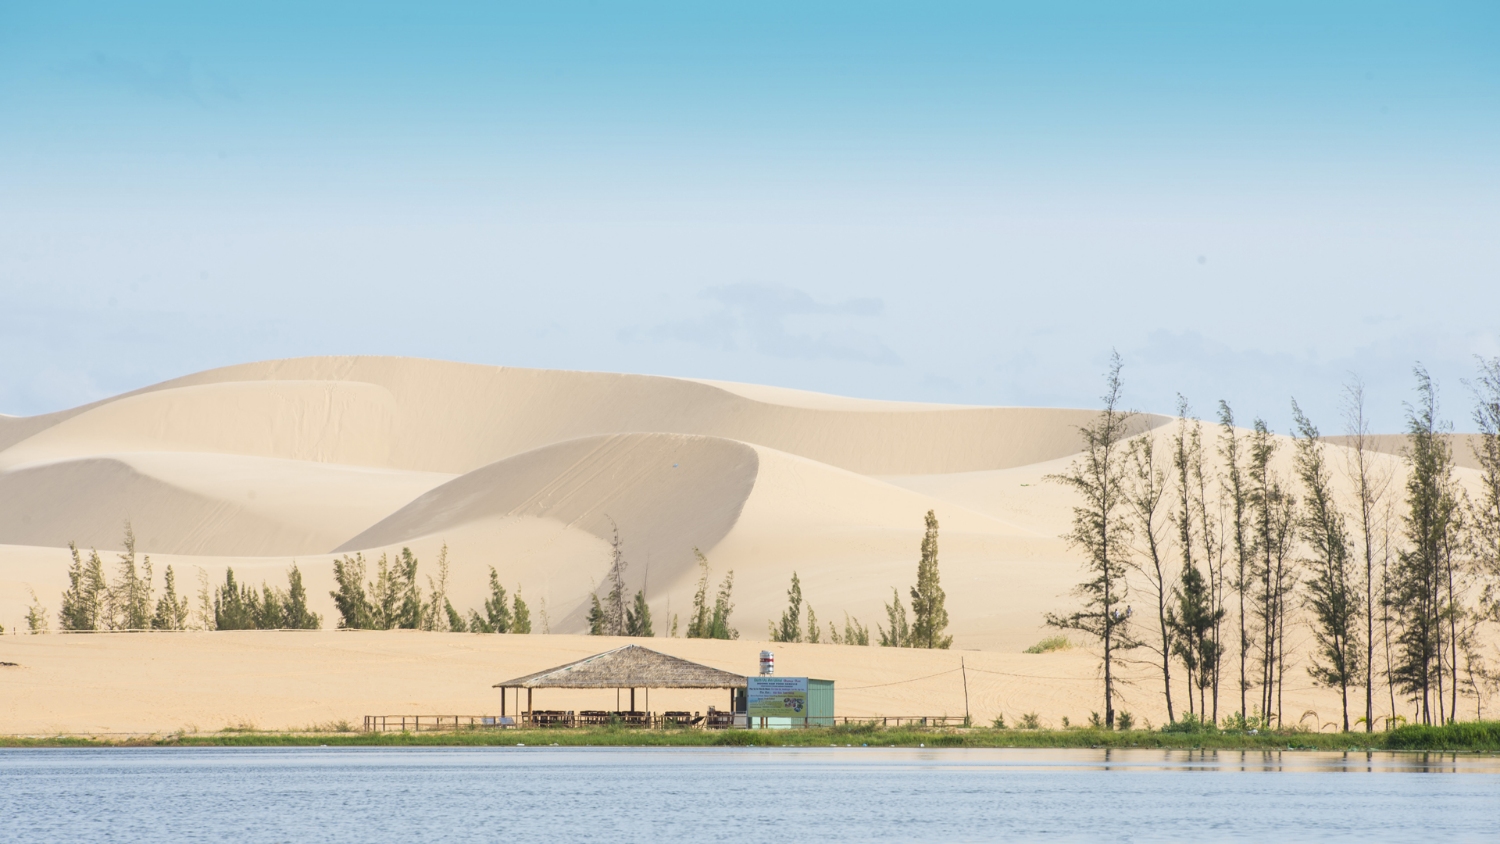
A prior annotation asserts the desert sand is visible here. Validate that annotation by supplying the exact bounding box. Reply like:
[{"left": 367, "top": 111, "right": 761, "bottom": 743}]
[{"left": 0, "top": 356, "right": 1491, "bottom": 733}]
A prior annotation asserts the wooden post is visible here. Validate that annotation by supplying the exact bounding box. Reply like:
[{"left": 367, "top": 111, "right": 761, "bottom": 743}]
[
  {"left": 630, "top": 688, "right": 636, "bottom": 711},
  {"left": 962, "top": 657, "right": 971, "bottom": 727},
  {"left": 501, "top": 687, "right": 506, "bottom": 719}
]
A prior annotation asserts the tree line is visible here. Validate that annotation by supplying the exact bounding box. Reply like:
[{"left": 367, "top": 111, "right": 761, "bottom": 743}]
[
  {"left": 1052, "top": 353, "right": 1500, "bottom": 730},
  {"left": 330, "top": 544, "right": 533, "bottom": 633}
]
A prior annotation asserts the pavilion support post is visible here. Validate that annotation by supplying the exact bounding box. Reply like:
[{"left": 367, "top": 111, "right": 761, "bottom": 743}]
[
  {"left": 501, "top": 688, "right": 506, "bottom": 719},
  {"left": 528, "top": 688, "right": 533, "bottom": 725},
  {"left": 631, "top": 688, "right": 636, "bottom": 711}
]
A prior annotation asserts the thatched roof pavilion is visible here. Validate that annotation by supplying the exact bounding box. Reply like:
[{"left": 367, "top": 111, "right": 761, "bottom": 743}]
[{"left": 492, "top": 645, "right": 747, "bottom": 724}]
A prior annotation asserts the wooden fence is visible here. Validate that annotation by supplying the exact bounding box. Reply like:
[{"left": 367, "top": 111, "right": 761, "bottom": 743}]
[{"left": 363, "top": 713, "right": 969, "bottom": 732}]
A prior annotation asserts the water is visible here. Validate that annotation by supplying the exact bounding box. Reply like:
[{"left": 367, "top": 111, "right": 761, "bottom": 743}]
[{"left": 3, "top": 747, "right": 1497, "bottom": 842}]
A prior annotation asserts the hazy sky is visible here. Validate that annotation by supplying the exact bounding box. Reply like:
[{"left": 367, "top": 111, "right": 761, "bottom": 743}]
[{"left": 2, "top": 1, "right": 1497, "bottom": 432}]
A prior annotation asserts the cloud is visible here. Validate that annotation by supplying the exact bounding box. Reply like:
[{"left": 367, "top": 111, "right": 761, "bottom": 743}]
[{"left": 634, "top": 283, "right": 900, "bottom": 365}]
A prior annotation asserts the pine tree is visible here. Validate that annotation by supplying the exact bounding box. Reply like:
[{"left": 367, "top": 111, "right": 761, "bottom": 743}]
[
  {"left": 26, "top": 588, "right": 49, "bottom": 634},
  {"left": 214, "top": 568, "right": 257, "bottom": 630},
  {"left": 879, "top": 587, "right": 909, "bottom": 647},
  {"left": 281, "top": 565, "right": 321, "bottom": 630},
  {"left": 771, "top": 572, "right": 803, "bottom": 643},
  {"left": 255, "top": 584, "right": 284, "bottom": 629},
  {"left": 586, "top": 593, "right": 606, "bottom": 635},
  {"left": 109, "top": 523, "right": 153, "bottom": 631},
  {"left": 1045, "top": 352, "right": 1135, "bottom": 728},
  {"left": 1393, "top": 367, "right": 1461, "bottom": 724},
  {"left": 625, "top": 589, "right": 652, "bottom": 637},
  {"left": 1466, "top": 357, "right": 1500, "bottom": 680},
  {"left": 710, "top": 569, "right": 738, "bottom": 640},
  {"left": 1341, "top": 378, "right": 1391, "bottom": 733},
  {"left": 1127, "top": 430, "right": 1175, "bottom": 721},
  {"left": 1168, "top": 562, "right": 1219, "bottom": 718},
  {"left": 421, "top": 544, "right": 452, "bottom": 632},
  {"left": 687, "top": 549, "right": 712, "bottom": 638},
  {"left": 909, "top": 510, "right": 952, "bottom": 649},
  {"left": 152, "top": 565, "right": 191, "bottom": 630},
  {"left": 483, "top": 567, "right": 512, "bottom": 633},
  {"left": 1248, "top": 418, "right": 1298, "bottom": 726},
  {"left": 445, "top": 600, "right": 469, "bottom": 633},
  {"left": 1293, "top": 400, "right": 1362, "bottom": 731},
  {"left": 843, "top": 613, "right": 869, "bottom": 646},
  {"left": 330, "top": 553, "right": 374, "bottom": 629},
  {"left": 604, "top": 522, "right": 628, "bottom": 636},
  {"left": 512, "top": 589, "right": 533, "bottom": 634},
  {"left": 1217, "top": 402, "right": 1253, "bottom": 722},
  {"left": 806, "top": 605, "right": 820, "bottom": 644},
  {"left": 60, "top": 543, "right": 108, "bottom": 631}
]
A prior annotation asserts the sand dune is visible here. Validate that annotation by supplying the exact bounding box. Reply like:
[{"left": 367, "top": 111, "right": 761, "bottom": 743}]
[{"left": 1, "top": 356, "right": 1493, "bottom": 733}]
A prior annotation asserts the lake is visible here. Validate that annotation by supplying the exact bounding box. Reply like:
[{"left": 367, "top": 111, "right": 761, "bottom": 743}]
[{"left": 3, "top": 747, "right": 1497, "bottom": 842}]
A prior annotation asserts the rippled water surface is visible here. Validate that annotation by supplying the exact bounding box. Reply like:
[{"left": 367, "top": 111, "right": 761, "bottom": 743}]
[{"left": 3, "top": 747, "right": 1497, "bottom": 842}]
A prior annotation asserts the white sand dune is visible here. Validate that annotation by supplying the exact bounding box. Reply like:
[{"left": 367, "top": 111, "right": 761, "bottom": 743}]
[{"left": 0, "top": 355, "right": 1490, "bottom": 733}]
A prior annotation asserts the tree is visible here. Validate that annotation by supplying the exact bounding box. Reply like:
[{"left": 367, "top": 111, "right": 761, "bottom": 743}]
[
  {"left": 831, "top": 613, "right": 869, "bottom": 646},
  {"left": 152, "top": 565, "right": 191, "bottom": 630},
  {"left": 806, "top": 605, "right": 821, "bottom": 644},
  {"left": 603, "top": 522, "right": 629, "bottom": 636},
  {"left": 25, "top": 588, "right": 49, "bottom": 634},
  {"left": 374, "top": 548, "right": 422, "bottom": 630},
  {"left": 771, "top": 572, "right": 804, "bottom": 643},
  {"left": 1393, "top": 366, "right": 1462, "bottom": 724},
  {"left": 1045, "top": 351, "right": 1135, "bottom": 728},
  {"left": 471, "top": 567, "right": 512, "bottom": 633},
  {"left": 1248, "top": 418, "right": 1298, "bottom": 726},
  {"left": 1341, "top": 377, "right": 1391, "bottom": 733},
  {"left": 1127, "top": 428, "right": 1176, "bottom": 722},
  {"left": 625, "top": 589, "right": 652, "bottom": 637},
  {"left": 1467, "top": 358, "right": 1500, "bottom": 658},
  {"left": 108, "top": 522, "right": 152, "bottom": 631},
  {"left": 512, "top": 589, "right": 532, "bottom": 634},
  {"left": 330, "top": 553, "right": 374, "bottom": 630},
  {"left": 59, "top": 543, "right": 107, "bottom": 631},
  {"left": 281, "top": 565, "right": 321, "bottom": 630},
  {"left": 214, "top": 568, "right": 257, "bottom": 630},
  {"left": 878, "top": 588, "right": 909, "bottom": 647},
  {"left": 586, "top": 593, "right": 606, "bottom": 636},
  {"left": 1293, "top": 400, "right": 1362, "bottom": 731},
  {"left": 687, "top": 549, "right": 713, "bottom": 638},
  {"left": 1168, "top": 561, "right": 1221, "bottom": 718},
  {"left": 421, "top": 544, "right": 453, "bottom": 632},
  {"left": 1217, "top": 402, "right": 1253, "bottom": 721},
  {"left": 686, "top": 550, "right": 737, "bottom": 640},
  {"left": 909, "top": 510, "right": 952, "bottom": 649}
]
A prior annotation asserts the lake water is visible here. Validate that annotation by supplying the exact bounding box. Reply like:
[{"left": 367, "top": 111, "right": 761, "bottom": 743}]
[{"left": 2, "top": 747, "right": 1497, "bottom": 842}]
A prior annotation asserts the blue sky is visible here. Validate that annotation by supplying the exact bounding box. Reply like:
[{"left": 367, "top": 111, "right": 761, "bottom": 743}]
[{"left": 2, "top": 1, "right": 1497, "bottom": 432}]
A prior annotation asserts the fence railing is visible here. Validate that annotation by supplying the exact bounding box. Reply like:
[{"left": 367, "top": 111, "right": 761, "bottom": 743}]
[{"left": 362, "top": 713, "right": 970, "bottom": 733}]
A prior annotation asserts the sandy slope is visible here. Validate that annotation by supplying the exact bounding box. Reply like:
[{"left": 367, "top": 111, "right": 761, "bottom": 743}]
[{"left": 0, "top": 356, "right": 1493, "bottom": 732}]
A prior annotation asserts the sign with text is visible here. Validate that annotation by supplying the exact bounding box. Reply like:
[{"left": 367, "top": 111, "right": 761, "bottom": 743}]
[{"left": 747, "top": 676, "right": 808, "bottom": 719}]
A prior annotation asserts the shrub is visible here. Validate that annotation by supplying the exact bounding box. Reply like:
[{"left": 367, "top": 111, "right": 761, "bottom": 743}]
[
  {"left": 1161, "top": 712, "right": 1216, "bottom": 734},
  {"left": 1019, "top": 712, "right": 1041, "bottom": 730},
  {"left": 1024, "top": 635, "right": 1072, "bottom": 654},
  {"left": 1116, "top": 711, "right": 1135, "bottom": 731},
  {"left": 991, "top": 714, "right": 1006, "bottom": 729}
]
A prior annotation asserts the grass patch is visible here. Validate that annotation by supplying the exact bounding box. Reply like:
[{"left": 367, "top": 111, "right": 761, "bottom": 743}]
[
  {"left": 1023, "top": 635, "right": 1072, "bottom": 654},
  {"left": 4, "top": 722, "right": 1497, "bottom": 751}
]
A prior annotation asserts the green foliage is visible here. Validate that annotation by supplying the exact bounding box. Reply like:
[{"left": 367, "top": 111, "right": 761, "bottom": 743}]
[
  {"left": 512, "top": 590, "right": 532, "bottom": 634},
  {"left": 1045, "top": 352, "right": 1134, "bottom": 729},
  {"left": 214, "top": 568, "right": 257, "bottom": 630},
  {"left": 686, "top": 550, "right": 737, "bottom": 639},
  {"left": 1161, "top": 711, "right": 1216, "bottom": 734},
  {"left": 909, "top": 510, "right": 952, "bottom": 649},
  {"left": 624, "top": 589, "right": 651, "bottom": 637},
  {"left": 330, "top": 553, "right": 373, "bottom": 630},
  {"left": 1019, "top": 712, "right": 1041, "bottom": 730},
  {"left": 770, "top": 571, "right": 803, "bottom": 643},
  {"left": 1116, "top": 711, "right": 1135, "bottom": 731},
  {"left": 990, "top": 714, "right": 1006, "bottom": 729},
  {"left": 878, "top": 587, "right": 909, "bottom": 647},
  {"left": 25, "top": 588, "right": 49, "bottom": 634},
  {"left": 1248, "top": 417, "right": 1298, "bottom": 725},
  {"left": 444, "top": 600, "right": 468, "bottom": 633},
  {"left": 1168, "top": 561, "right": 1223, "bottom": 717},
  {"left": 107, "top": 524, "right": 153, "bottom": 631},
  {"left": 482, "top": 567, "right": 512, "bottom": 633},
  {"left": 420, "top": 544, "right": 453, "bottom": 632},
  {"left": 585, "top": 593, "right": 605, "bottom": 636},
  {"left": 151, "top": 565, "right": 191, "bottom": 630},
  {"left": 603, "top": 522, "right": 629, "bottom": 636},
  {"left": 805, "top": 605, "right": 820, "bottom": 643},
  {"left": 1292, "top": 400, "right": 1362, "bottom": 730},
  {"left": 1024, "top": 635, "right": 1072, "bottom": 654},
  {"left": 1383, "top": 720, "right": 1500, "bottom": 751},
  {"left": 59, "top": 542, "right": 108, "bottom": 631},
  {"left": 281, "top": 565, "right": 321, "bottom": 629},
  {"left": 1220, "top": 710, "right": 1271, "bottom": 732}
]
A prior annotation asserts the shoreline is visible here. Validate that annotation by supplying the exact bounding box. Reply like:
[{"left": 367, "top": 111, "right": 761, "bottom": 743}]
[{"left": 5, "top": 722, "right": 1497, "bottom": 753}]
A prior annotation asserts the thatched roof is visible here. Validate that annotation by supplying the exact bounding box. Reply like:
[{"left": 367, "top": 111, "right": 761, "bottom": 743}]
[{"left": 493, "top": 645, "right": 748, "bottom": 689}]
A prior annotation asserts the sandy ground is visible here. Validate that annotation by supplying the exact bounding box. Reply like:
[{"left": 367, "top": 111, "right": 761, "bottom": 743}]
[{"left": 0, "top": 631, "right": 1390, "bottom": 736}]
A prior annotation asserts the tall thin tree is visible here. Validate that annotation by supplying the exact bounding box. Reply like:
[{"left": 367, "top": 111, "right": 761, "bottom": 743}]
[
  {"left": 1126, "top": 429, "right": 1175, "bottom": 722},
  {"left": 909, "top": 510, "right": 953, "bottom": 649},
  {"left": 1217, "top": 402, "right": 1252, "bottom": 721},
  {"left": 1045, "top": 352, "right": 1135, "bottom": 729},
  {"left": 1293, "top": 400, "right": 1362, "bottom": 731},
  {"left": 1341, "top": 377, "right": 1391, "bottom": 732}
]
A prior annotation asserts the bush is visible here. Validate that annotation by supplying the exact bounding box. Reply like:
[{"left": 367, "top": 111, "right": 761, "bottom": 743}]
[
  {"left": 1024, "top": 635, "right": 1072, "bottom": 654},
  {"left": 713, "top": 730, "right": 776, "bottom": 746},
  {"left": 1384, "top": 721, "right": 1500, "bottom": 751},
  {"left": 1019, "top": 712, "right": 1041, "bottom": 730},
  {"left": 991, "top": 714, "right": 1006, "bottom": 729},
  {"left": 1161, "top": 712, "right": 1216, "bottom": 734},
  {"left": 1116, "top": 712, "right": 1134, "bottom": 731}
]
